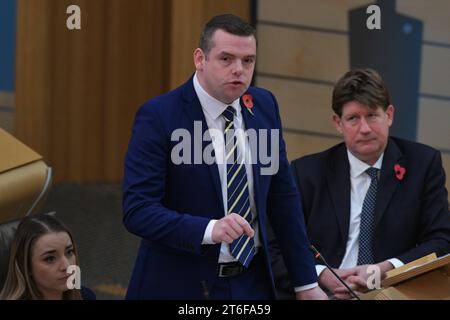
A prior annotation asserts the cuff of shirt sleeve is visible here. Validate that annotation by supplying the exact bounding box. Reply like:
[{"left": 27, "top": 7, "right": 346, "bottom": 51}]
[
  {"left": 315, "top": 264, "right": 327, "bottom": 277},
  {"left": 294, "top": 282, "right": 319, "bottom": 292},
  {"left": 387, "top": 258, "right": 404, "bottom": 269},
  {"left": 202, "top": 220, "right": 217, "bottom": 245}
]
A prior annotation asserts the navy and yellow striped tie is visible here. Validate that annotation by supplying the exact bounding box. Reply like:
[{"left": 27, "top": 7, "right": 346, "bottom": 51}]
[{"left": 222, "top": 106, "right": 256, "bottom": 268}]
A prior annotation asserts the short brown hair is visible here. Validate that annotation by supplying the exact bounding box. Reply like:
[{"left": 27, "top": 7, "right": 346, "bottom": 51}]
[
  {"left": 332, "top": 68, "right": 391, "bottom": 117},
  {"left": 199, "top": 14, "right": 256, "bottom": 56}
]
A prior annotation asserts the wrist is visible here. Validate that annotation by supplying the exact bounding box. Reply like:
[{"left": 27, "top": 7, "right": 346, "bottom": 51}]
[
  {"left": 376, "top": 260, "right": 394, "bottom": 277},
  {"left": 318, "top": 268, "right": 329, "bottom": 283},
  {"left": 318, "top": 268, "right": 334, "bottom": 289}
]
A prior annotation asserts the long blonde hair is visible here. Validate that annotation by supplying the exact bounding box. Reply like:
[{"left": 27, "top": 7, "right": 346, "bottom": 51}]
[{"left": 0, "top": 214, "right": 82, "bottom": 300}]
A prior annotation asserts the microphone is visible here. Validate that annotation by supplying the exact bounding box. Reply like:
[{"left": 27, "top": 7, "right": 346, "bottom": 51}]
[{"left": 310, "top": 245, "right": 360, "bottom": 300}]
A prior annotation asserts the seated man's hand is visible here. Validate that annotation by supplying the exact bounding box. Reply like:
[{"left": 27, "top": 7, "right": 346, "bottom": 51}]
[
  {"left": 333, "top": 261, "right": 394, "bottom": 299},
  {"left": 333, "top": 274, "right": 366, "bottom": 300},
  {"left": 318, "top": 268, "right": 357, "bottom": 294}
]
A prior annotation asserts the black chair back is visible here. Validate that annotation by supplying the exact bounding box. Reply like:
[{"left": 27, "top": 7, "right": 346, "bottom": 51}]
[{"left": 0, "top": 218, "right": 21, "bottom": 290}]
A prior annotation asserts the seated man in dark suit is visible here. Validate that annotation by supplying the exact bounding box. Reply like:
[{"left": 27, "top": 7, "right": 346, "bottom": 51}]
[{"left": 270, "top": 68, "right": 450, "bottom": 299}]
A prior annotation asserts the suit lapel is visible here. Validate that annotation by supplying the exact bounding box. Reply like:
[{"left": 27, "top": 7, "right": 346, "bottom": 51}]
[
  {"left": 326, "top": 145, "right": 351, "bottom": 243},
  {"left": 181, "top": 79, "right": 224, "bottom": 209},
  {"left": 374, "top": 138, "right": 403, "bottom": 227},
  {"left": 240, "top": 96, "right": 262, "bottom": 216}
]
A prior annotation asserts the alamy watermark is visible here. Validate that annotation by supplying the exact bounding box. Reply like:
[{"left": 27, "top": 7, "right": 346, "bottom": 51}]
[
  {"left": 66, "top": 5, "right": 81, "bottom": 30},
  {"left": 66, "top": 4, "right": 381, "bottom": 32},
  {"left": 66, "top": 265, "right": 81, "bottom": 290},
  {"left": 170, "top": 121, "right": 279, "bottom": 176},
  {"left": 366, "top": 265, "right": 382, "bottom": 290},
  {"left": 366, "top": 5, "right": 381, "bottom": 30}
]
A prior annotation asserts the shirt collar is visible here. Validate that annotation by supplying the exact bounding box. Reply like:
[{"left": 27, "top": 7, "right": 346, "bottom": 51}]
[
  {"left": 193, "top": 72, "right": 241, "bottom": 120},
  {"left": 347, "top": 149, "right": 383, "bottom": 178}
]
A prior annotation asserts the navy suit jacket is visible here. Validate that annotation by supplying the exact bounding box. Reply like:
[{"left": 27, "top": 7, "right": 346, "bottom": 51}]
[
  {"left": 122, "top": 78, "right": 316, "bottom": 299},
  {"left": 271, "top": 137, "right": 450, "bottom": 298}
]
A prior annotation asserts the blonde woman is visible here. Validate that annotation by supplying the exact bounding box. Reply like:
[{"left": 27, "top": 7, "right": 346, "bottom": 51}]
[{"left": 0, "top": 214, "right": 95, "bottom": 300}]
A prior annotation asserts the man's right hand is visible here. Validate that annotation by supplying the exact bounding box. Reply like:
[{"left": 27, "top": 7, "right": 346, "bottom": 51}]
[{"left": 211, "top": 213, "right": 254, "bottom": 244}]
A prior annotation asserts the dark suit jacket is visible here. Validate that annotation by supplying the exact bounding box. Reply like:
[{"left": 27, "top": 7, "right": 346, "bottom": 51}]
[
  {"left": 122, "top": 77, "right": 316, "bottom": 299},
  {"left": 270, "top": 137, "right": 450, "bottom": 298}
]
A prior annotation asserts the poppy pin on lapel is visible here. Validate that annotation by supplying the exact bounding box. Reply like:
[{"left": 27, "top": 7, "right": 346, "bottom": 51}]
[
  {"left": 394, "top": 164, "right": 406, "bottom": 181},
  {"left": 242, "top": 94, "right": 254, "bottom": 116}
]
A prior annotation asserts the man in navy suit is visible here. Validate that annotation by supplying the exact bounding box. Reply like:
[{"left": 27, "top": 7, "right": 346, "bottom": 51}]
[
  {"left": 271, "top": 68, "right": 450, "bottom": 299},
  {"left": 122, "top": 14, "right": 327, "bottom": 299}
]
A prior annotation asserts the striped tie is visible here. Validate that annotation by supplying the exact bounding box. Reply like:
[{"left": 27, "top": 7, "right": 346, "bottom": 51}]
[
  {"left": 357, "top": 167, "right": 379, "bottom": 265},
  {"left": 222, "top": 106, "right": 256, "bottom": 268}
]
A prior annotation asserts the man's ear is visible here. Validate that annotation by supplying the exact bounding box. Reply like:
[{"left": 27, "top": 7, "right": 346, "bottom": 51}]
[
  {"left": 386, "top": 104, "right": 395, "bottom": 127},
  {"left": 193, "top": 48, "right": 205, "bottom": 71},
  {"left": 332, "top": 113, "right": 343, "bottom": 134}
]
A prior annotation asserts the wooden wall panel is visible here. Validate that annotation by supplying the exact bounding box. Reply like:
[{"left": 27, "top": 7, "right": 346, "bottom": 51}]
[
  {"left": 47, "top": 0, "right": 107, "bottom": 182},
  {"left": 15, "top": 0, "right": 250, "bottom": 182},
  {"left": 256, "top": 76, "right": 335, "bottom": 134},
  {"left": 257, "top": 25, "right": 450, "bottom": 97},
  {"left": 257, "top": 24, "right": 349, "bottom": 82},
  {"left": 169, "top": 0, "right": 203, "bottom": 90},
  {"left": 284, "top": 131, "right": 341, "bottom": 162},
  {"left": 420, "top": 45, "right": 450, "bottom": 97},
  {"left": 16, "top": 0, "right": 53, "bottom": 159},
  {"left": 16, "top": 0, "right": 170, "bottom": 182},
  {"left": 169, "top": 0, "right": 251, "bottom": 89},
  {"left": 417, "top": 98, "right": 450, "bottom": 151},
  {"left": 259, "top": 0, "right": 450, "bottom": 44},
  {"left": 258, "top": 0, "right": 370, "bottom": 31},
  {"left": 102, "top": 0, "right": 170, "bottom": 181}
]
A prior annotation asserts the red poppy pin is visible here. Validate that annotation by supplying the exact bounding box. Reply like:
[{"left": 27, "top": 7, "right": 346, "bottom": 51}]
[
  {"left": 242, "top": 94, "right": 254, "bottom": 116},
  {"left": 394, "top": 164, "right": 406, "bottom": 181}
]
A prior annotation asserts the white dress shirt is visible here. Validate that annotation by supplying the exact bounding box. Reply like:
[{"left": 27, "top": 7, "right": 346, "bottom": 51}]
[
  {"left": 194, "top": 74, "right": 260, "bottom": 263},
  {"left": 315, "top": 150, "right": 404, "bottom": 277}
]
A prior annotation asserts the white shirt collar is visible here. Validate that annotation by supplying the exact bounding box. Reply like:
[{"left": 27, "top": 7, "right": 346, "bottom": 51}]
[
  {"left": 193, "top": 72, "right": 241, "bottom": 120},
  {"left": 347, "top": 149, "right": 383, "bottom": 178}
]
